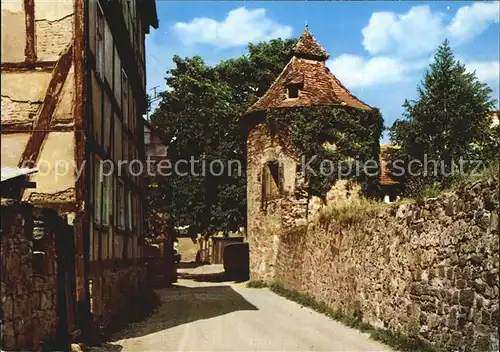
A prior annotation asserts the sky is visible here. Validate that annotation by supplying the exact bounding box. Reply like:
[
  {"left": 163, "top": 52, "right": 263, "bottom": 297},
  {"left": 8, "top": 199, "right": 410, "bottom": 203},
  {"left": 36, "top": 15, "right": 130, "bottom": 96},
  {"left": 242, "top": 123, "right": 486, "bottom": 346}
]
[{"left": 145, "top": 1, "right": 500, "bottom": 142}]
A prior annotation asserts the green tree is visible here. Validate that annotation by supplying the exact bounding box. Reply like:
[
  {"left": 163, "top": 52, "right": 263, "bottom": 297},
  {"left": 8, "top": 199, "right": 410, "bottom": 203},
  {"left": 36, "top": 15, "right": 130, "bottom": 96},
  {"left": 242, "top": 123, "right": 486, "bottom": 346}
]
[
  {"left": 390, "top": 39, "right": 497, "bottom": 196},
  {"left": 150, "top": 38, "right": 297, "bottom": 235}
]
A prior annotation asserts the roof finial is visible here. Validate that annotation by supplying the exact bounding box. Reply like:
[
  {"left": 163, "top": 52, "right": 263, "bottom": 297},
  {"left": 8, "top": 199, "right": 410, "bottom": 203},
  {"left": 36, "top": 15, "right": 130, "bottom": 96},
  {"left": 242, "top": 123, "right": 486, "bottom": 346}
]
[{"left": 305, "top": 21, "right": 309, "bottom": 31}]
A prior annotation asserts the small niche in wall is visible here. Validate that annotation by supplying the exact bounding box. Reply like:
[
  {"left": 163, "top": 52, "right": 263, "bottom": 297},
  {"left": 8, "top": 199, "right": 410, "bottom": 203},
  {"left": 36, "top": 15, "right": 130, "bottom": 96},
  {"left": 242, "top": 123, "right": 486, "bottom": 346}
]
[
  {"left": 32, "top": 220, "right": 46, "bottom": 275},
  {"left": 262, "top": 160, "right": 283, "bottom": 203}
]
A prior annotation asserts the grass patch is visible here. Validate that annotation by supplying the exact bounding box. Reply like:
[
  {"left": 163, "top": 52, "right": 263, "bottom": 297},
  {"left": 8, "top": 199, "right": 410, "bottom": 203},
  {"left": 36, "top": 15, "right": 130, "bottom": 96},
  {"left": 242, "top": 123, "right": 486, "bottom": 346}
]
[
  {"left": 253, "top": 280, "right": 440, "bottom": 352},
  {"left": 246, "top": 280, "right": 268, "bottom": 288},
  {"left": 414, "top": 160, "right": 499, "bottom": 201},
  {"left": 316, "top": 161, "right": 499, "bottom": 226},
  {"left": 318, "top": 198, "right": 386, "bottom": 227}
]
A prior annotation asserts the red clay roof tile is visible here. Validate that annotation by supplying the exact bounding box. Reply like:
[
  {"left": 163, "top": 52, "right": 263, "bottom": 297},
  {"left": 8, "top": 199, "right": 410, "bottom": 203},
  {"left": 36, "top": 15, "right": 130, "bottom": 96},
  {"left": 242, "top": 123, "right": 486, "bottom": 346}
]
[{"left": 245, "top": 28, "right": 372, "bottom": 115}]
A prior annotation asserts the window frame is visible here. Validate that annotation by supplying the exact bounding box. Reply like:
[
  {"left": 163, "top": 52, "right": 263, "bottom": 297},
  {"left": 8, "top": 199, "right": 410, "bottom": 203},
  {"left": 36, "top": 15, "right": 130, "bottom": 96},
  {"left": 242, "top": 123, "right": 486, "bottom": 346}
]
[
  {"left": 95, "top": 0, "right": 105, "bottom": 78},
  {"left": 121, "top": 68, "right": 129, "bottom": 126},
  {"left": 101, "top": 163, "right": 112, "bottom": 226},
  {"left": 117, "top": 178, "right": 126, "bottom": 229},
  {"left": 262, "top": 160, "right": 283, "bottom": 202},
  {"left": 287, "top": 83, "right": 301, "bottom": 99},
  {"left": 94, "top": 158, "right": 103, "bottom": 224},
  {"left": 126, "top": 190, "right": 133, "bottom": 231}
]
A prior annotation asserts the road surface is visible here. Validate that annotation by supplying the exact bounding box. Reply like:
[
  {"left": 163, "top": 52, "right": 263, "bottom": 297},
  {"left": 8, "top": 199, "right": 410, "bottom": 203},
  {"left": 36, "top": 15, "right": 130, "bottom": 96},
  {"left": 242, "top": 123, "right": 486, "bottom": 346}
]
[{"left": 91, "top": 265, "right": 392, "bottom": 352}]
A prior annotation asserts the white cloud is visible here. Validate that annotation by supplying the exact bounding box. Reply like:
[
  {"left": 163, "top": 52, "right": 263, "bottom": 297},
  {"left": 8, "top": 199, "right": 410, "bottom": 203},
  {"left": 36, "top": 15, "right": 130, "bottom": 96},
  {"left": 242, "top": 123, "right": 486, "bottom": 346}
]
[
  {"left": 173, "top": 7, "right": 293, "bottom": 48},
  {"left": 448, "top": 2, "right": 500, "bottom": 44},
  {"left": 361, "top": 6, "right": 444, "bottom": 58},
  {"left": 326, "top": 55, "right": 428, "bottom": 88},
  {"left": 465, "top": 60, "right": 500, "bottom": 83},
  {"left": 362, "top": 3, "right": 499, "bottom": 58}
]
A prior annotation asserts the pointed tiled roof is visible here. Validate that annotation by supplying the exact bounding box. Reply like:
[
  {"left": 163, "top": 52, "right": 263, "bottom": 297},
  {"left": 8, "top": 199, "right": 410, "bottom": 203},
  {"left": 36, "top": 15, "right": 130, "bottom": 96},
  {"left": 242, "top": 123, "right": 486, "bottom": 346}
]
[
  {"left": 245, "top": 28, "right": 372, "bottom": 115},
  {"left": 292, "top": 28, "right": 329, "bottom": 60}
]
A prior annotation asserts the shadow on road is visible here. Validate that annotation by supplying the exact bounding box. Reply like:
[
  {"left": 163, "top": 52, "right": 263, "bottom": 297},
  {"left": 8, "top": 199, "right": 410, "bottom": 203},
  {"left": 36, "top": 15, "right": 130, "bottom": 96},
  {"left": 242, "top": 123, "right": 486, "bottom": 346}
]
[
  {"left": 176, "top": 261, "right": 205, "bottom": 269},
  {"left": 83, "top": 343, "right": 123, "bottom": 352},
  {"left": 107, "top": 284, "right": 258, "bottom": 341},
  {"left": 178, "top": 271, "right": 247, "bottom": 284}
]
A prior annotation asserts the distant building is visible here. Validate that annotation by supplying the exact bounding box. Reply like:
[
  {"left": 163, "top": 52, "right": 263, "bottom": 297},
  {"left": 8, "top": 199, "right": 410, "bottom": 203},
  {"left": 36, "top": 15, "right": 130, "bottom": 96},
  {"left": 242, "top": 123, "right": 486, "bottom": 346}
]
[
  {"left": 144, "top": 118, "right": 168, "bottom": 171},
  {"left": 379, "top": 144, "right": 400, "bottom": 203}
]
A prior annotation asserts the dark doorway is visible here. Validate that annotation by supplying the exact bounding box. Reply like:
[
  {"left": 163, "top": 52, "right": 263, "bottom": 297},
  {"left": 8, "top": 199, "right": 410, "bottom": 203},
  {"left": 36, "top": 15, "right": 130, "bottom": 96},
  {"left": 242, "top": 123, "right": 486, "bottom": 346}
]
[{"left": 52, "top": 212, "right": 77, "bottom": 350}]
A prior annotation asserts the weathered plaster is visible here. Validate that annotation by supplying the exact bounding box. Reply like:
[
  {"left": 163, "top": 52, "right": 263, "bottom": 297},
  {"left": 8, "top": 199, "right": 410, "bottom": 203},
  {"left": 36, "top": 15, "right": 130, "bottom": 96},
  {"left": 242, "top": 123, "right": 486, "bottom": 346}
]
[
  {"left": 0, "top": 134, "right": 30, "bottom": 167},
  {"left": 36, "top": 16, "right": 74, "bottom": 62},
  {"left": 34, "top": 0, "right": 73, "bottom": 21},
  {"left": 1, "top": 1, "right": 26, "bottom": 63},
  {"left": 1, "top": 97, "right": 41, "bottom": 125},
  {"left": 1, "top": 71, "right": 52, "bottom": 103},
  {"left": 53, "top": 66, "right": 75, "bottom": 122},
  {"left": 23, "top": 132, "right": 76, "bottom": 202}
]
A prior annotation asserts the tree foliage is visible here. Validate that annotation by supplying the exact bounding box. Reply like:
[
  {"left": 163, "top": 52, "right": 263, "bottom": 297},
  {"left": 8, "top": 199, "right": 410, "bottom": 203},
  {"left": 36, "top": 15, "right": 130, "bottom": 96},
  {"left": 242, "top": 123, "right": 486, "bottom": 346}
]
[
  {"left": 150, "top": 39, "right": 298, "bottom": 235},
  {"left": 389, "top": 40, "right": 498, "bottom": 196}
]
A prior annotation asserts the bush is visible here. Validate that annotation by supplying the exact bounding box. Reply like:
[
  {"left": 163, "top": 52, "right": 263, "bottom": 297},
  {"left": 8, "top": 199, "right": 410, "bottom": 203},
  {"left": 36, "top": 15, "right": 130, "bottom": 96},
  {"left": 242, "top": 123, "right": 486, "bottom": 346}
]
[{"left": 318, "top": 198, "right": 385, "bottom": 227}]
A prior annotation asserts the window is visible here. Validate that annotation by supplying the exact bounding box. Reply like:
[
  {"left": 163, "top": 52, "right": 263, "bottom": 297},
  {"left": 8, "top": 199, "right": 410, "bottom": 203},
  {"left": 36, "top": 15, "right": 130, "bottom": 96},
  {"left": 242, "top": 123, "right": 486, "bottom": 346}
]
[
  {"left": 262, "top": 161, "right": 283, "bottom": 202},
  {"left": 121, "top": 69, "right": 129, "bottom": 126},
  {"left": 287, "top": 83, "right": 301, "bottom": 99},
  {"left": 130, "top": 0, "right": 136, "bottom": 21},
  {"left": 96, "top": 0, "right": 105, "bottom": 77},
  {"left": 130, "top": 92, "right": 135, "bottom": 133},
  {"left": 102, "top": 165, "right": 112, "bottom": 225},
  {"left": 94, "top": 162, "right": 102, "bottom": 223},
  {"left": 126, "top": 190, "right": 133, "bottom": 231},
  {"left": 134, "top": 195, "right": 140, "bottom": 236},
  {"left": 117, "top": 179, "right": 126, "bottom": 228},
  {"left": 94, "top": 159, "right": 112, "bottom": 225}
]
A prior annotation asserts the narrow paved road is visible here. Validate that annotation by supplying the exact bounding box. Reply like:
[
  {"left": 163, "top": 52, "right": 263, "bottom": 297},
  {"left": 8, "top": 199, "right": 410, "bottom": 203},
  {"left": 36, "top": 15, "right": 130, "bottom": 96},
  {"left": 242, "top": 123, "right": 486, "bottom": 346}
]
[{"left": 94, "top": 265, "right": 392, "bottom": 352}]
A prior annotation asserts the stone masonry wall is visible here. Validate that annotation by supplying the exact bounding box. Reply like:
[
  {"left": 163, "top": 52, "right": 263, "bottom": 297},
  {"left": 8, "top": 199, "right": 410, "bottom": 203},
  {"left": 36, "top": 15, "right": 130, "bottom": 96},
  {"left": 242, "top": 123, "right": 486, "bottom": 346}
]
[
  {"left": 256, "top": 178, "right": 499, "bottom": 351},
  {"left": 247, "top": 119, "right": 362, "bottom": 282},
  {"left": 90, "top": 265, "right": 147, "bottom": 330},
  {"left": 247, "top": 121, "right": 301, "bottom": 281},
  {"left": 30, "top": 211, "right": 58, "bottom": 348},
  {"left": 1, "top": 203, "right": 58, "bottom": 351}
]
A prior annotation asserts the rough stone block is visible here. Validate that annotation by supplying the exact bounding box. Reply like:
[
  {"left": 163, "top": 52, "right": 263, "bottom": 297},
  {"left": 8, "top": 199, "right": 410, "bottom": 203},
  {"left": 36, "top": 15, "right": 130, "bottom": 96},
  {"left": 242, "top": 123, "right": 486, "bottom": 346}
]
[
  {"left": 447, "top": 331, "right": 464, "bottom": 350},
  {"left": 457, "top": 279, "right": 467, "bottom": 289},
  {"left": 475, "top": 334, "right": 492, "bottom": 351},
  {"left": 0, "top": 322, "right": 18, "bottom": 350},
  {"left": 460, "top": 289, "right": 475, "bottom": 306},
  {"left": 2, "top": 295, "right": 14, "bottom": 320}
]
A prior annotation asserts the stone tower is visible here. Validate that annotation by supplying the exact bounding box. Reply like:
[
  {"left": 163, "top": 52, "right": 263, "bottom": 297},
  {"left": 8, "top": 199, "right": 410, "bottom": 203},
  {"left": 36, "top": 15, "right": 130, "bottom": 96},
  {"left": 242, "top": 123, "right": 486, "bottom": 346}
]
[{"left": 242, "top": 27, "right": 376, "bottom": 280}]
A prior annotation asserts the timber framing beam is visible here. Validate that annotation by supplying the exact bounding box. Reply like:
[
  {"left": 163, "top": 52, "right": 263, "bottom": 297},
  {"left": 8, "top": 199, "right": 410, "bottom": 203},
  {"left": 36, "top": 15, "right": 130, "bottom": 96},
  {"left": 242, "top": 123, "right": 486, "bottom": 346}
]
[
  {"left": 1, "top": 61, "right": 57, "bottom": 72},
  {"left": 18, "top": 43, "right": 73, "bottom": 169},
  {"left": 24, "top": 0, "right": 36, "bottom": 64},
  {"left": 2, "top": 124, "right": 75, "bottom": 133}
]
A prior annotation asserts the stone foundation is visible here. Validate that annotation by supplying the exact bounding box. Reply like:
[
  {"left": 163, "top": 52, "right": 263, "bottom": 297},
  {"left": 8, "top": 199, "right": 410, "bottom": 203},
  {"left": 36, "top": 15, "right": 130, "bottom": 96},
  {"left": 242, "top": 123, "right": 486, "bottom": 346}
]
[
  {"left": 250, "top": 178, "right": 499, "bottom": 351},
  {"left": 1, "top": 202, "right": 58, "bottom": 351},
  {"left": 89, "top": 264, "right": 147, "bottom": 330}
]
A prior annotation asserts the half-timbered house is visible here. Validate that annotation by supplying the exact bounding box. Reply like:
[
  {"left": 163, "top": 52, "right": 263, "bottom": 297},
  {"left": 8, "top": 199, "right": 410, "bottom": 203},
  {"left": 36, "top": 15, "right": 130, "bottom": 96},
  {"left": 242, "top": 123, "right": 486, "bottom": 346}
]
[{"left": 1, "top": 0, "right": 158, "bottom": 339}]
